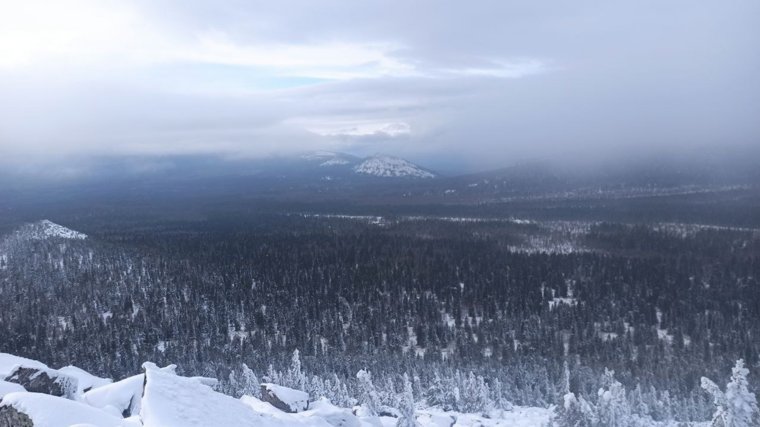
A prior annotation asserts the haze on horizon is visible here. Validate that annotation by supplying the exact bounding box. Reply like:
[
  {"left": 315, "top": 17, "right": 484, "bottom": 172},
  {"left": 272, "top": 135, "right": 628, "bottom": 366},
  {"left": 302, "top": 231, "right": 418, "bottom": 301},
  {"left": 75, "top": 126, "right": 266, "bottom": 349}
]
[{"left": 0, "top": 0, "right": 758, "bottom": 176}]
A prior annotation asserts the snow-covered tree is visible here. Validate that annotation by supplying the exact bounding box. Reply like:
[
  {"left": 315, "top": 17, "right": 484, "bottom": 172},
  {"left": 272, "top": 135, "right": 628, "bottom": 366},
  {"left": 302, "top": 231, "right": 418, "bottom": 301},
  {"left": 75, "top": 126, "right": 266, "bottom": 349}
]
[
  {"left": 702, "top": 376, "right": 728, "bottom": 426},
  {"left": 412, "top": 375, "right": 423, "bottom": 402},
  {"left": 264, "top": 363, "right": 281, "bottom": 385},
  {"left": 240, "top": 363, "right": 260, "bottom": 398},
  {"left": 380, "top": 376, "right": 399, "bottom": 408},
  {"left": 596, "top": 369, "right": 631, "bottom": 427},
  {"left": 476, "top": 375, "right": 494, "bottom": 414},
  {"left": 703, "top": 359, "right": 759, "bottom": 427},
  {"left": 491, "top": 377, "right": 513, "bottom": 411},
  {"left": 561, "top": 360, "right": 571, "bottom": 395},
  {"left": 307, "top": 374, "right": 325, "bottom": 401},
  {"left": 424, "top": 372, "right": 446, "bottom": 408},
  {"left": 398, "top": 373, "right": 418, "bottom": 427},
  {"left": 458, "top": 372, "right": 492, "bottom": 414},
  {"left": 285, "top": 349, "right": 306, "bottom": 391},
  {"left": 628, "top": 384, "right": 650, "bottom": 419},
  {"left": 226, "top": 369, "right": 241, "bottom": 397},
  {"left": 554, "top": 392, "right": 597, "bottom": 427},
  {"left": 357, "top": 369, "right": 381, "bottom": 416},
  {"left": 222, "top": 363, "right": 259, "bottom": 398},
  {"left": 725, "top": 359, "right": 759, "bottom": 427}
]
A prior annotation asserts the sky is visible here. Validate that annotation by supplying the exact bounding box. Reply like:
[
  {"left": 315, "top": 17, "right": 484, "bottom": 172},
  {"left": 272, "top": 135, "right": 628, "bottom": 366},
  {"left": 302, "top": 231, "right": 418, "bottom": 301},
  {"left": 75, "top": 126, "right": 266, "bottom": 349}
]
[{"left": 0, "top": 0, "right": 758, "bottom": 175}]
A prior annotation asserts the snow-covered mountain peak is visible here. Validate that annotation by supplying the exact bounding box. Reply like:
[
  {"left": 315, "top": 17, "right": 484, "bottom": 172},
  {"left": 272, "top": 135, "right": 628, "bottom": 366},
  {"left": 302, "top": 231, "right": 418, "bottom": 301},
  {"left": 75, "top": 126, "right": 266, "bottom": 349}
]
[
  {"left": 353, "top": 155, "right": 436, "bottom": 178},
  {"left": 13, "top": 220, "right": 87, "bottom": 241}
]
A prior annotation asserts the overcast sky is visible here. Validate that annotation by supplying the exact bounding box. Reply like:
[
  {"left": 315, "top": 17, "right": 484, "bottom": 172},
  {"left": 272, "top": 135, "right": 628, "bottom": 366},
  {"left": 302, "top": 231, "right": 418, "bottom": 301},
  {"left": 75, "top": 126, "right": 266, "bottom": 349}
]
[{"left": 0, "top": 0, "right": 758, "bottom": 174}]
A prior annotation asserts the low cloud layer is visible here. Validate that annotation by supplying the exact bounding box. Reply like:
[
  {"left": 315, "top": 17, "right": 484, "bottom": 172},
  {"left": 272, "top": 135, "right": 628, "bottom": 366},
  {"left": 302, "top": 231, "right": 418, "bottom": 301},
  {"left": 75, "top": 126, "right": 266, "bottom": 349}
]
[{"left": 1, "top": 0, "right": 758, "bottom": 173}]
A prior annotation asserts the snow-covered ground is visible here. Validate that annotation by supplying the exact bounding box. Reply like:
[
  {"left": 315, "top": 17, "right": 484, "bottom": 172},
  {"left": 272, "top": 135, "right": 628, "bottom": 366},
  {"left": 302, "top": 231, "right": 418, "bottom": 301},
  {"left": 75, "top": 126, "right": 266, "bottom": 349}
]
[
  {"left": 0, "top": 352, "right": 552, "bottom": 427},
  {"left": 417, "top": 408, "right": 553, "bottom": 426}
]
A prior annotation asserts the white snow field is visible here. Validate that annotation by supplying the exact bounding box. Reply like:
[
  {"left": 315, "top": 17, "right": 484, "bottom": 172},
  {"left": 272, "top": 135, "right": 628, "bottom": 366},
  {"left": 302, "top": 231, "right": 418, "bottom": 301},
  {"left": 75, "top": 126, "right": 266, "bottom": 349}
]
[{"left": 0, "top": 352, "right": 553, "bottom": 427}]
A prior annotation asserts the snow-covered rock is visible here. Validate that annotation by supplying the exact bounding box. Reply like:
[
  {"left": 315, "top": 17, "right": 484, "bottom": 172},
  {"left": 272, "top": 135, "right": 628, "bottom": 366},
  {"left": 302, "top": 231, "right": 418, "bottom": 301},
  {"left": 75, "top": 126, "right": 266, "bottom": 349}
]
[
  {"left": 261, "top": 383, "right": 310, "bottom": 413},
  {"left": 352, "top": 156, "right": 436, "bottom": 178},
  {"left": 0, "top": 353, "right": 48, "bottom": 379},
  {"left": 82, "top": 374, "right": 145, "bottom": 418},
  {"left": 57, "top": 366, "right": 112, "bottom": 394},
  {"left": 140, "top": 362, "right": 285, "bottom": 427},
  {"left": 4, "top": 366, "right": 78, "bottom": 399},
  {"left": 0, "top": 392, "right": 125, "bottom": 427}
]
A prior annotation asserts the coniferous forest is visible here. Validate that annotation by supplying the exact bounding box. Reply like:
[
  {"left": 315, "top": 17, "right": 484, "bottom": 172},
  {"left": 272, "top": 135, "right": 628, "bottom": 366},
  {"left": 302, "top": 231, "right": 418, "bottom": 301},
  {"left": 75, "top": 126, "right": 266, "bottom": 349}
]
[{"left": 1, "top": 194, "right": 759, "bottom": 424}]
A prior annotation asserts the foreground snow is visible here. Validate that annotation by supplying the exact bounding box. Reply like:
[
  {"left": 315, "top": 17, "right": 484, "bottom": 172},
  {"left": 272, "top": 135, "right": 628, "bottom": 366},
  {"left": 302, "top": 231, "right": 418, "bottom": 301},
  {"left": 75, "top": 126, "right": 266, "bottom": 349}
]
[{"left": 0, "top": 352, "right": 552, "bottom": 427}]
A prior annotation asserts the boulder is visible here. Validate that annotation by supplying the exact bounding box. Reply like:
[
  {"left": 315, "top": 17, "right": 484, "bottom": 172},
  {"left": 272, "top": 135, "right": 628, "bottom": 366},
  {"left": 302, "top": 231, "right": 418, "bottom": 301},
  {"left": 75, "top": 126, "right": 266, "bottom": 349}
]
[
  {"left": 0, "top": 405, "right": 34, "bottom": 427},
  {"left": 260, "top": 383, "right": 309, "bottom": 413},
  {"left": 3, "top": 367, "right": 78, "bottom": 399}
]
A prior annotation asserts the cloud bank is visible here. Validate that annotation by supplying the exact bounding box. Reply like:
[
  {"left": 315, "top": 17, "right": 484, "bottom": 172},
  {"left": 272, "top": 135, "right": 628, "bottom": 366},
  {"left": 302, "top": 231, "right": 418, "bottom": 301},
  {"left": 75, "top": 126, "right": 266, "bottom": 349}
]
[{"left": 0, "top": 0, "right": 758, "bottom": 173}]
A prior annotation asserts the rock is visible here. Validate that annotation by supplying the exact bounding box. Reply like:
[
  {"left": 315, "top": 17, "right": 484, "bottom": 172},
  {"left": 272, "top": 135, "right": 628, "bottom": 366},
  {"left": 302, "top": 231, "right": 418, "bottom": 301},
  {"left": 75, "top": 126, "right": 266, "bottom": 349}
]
[
  {"left": 260, "top": 383, "right": 309, "bottom": 413},
  {"left": 4, "top": 367, "right": 78, "bottom": 399},
  {"left": 0, "top": 406, "right": 34, "bottom": 427},
  {"left": 377, "top": 405, "right": 401, "bottom": 418}
]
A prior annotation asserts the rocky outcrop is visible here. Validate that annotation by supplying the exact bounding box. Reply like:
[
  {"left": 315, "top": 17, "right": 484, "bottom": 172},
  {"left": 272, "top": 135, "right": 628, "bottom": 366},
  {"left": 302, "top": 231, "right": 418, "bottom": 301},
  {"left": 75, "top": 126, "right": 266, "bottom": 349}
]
[{"left": 3, "top": 367, "right": 78, "bottom": 399}]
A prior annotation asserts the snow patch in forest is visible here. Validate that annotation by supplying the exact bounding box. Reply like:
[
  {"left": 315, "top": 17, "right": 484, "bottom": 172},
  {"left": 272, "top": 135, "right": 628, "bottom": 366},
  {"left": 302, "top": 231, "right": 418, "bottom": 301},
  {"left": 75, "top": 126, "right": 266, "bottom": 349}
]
[
  {"left": 548, "top": 297, "right": 577, "bottom": 310},
  {"left": 657, "top": 328, "right": 674, "bottom": 344}
]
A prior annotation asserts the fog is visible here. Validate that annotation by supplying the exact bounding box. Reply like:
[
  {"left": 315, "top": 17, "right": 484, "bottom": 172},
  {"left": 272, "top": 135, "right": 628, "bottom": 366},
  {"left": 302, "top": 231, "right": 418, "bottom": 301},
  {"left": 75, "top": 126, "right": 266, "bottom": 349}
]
[{"left": 0, "top": 0, "right": 758, "bottom": 175}]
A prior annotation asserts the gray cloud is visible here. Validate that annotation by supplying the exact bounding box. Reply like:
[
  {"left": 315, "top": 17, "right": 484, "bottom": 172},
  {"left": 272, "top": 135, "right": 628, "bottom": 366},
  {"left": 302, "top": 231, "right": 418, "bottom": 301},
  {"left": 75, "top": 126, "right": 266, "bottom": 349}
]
[{"left": 0, "top": 0, "right": 758, "bottom": 173}]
